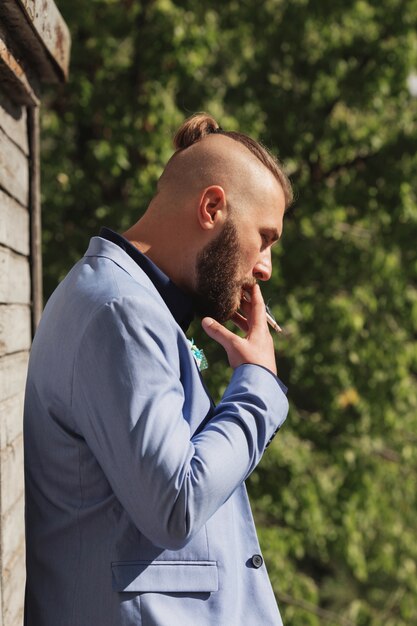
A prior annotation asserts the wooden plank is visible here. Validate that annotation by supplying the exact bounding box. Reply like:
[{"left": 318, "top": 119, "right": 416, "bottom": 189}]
[
  {"left": 0, "top": 578, "right": 3, "bottom": 626},
  {"left": 1, "top": 493, "right": 25, "bottom": 626},
  {"left": 1, "top": 538, "right": 25, "bottom": 626},
  {"left": 0, "top": 126, "right": 29, "bottom": 207},
  {"left": 0, "top": 247, "right": 30, "bottom": 304},
  {"left": 0, "top": 27, "right": 40, "bottom": 107},
  {"left": 0, "top": 0, "right": 70, "bottom": 83},
  {"left": 0, "top": 435, "right": 25, "bottom": 626},
  {"left": 16, "top": 0, "right": 70, "bottom": 79},
  {"left": 9, "top": 607, "right": 24, "bottom": 626},
  {"left": 0, "top": 433, "right": 24, "bottom": 518},
  {"left": 0, "top": 91, "right": 28, "bottom": 155},
  {"left": 1, "top": 491, "right": 24, "bottom": 570},
  {"left": 0, "top": 188, "right": 30, "bottom": 255},
  {"left": 0, "top": 353, "right": 29, "bottom": 404},
  {"left": 0, "top": 393, "right": 24, "bottom": 450},
  {"left": 0, "top": 545, "right": 3, "bottom": 626},
  {"left": 0, "top": 304, "right": 31, "bottom": 357}
]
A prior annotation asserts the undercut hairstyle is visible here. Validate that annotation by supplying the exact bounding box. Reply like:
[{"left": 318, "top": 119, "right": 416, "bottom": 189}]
[{"left": 173, "top": 112, "right": 293, "bottom": 209}]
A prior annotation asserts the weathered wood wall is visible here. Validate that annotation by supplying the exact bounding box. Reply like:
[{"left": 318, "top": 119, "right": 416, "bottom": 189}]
[
  {"left": 0, "top": 88, "right": 30, "bottom": 626},
  {"left": 0, "top": 2, "right": 70, "bottom": 624}
]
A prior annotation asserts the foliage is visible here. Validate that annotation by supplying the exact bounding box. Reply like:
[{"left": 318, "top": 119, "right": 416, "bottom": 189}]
[{"left": 43, "top": 1, "right": 417, "bottom": 623}]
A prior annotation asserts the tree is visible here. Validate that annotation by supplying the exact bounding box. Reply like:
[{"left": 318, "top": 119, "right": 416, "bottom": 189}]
[{"left": 43, "top": 1, "right": 417, "bottom": 623}]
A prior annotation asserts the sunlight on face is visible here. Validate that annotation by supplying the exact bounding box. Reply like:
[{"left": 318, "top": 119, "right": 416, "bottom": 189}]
[{"left": 194, "top": 167, "right": 286, "bottom": 322}]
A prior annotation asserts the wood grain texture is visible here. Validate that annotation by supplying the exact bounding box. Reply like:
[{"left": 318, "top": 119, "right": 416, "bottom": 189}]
[
  {"left": 0, "top": 0, "right": 70, "bottom": 82},
  {"left": 0, "top": 433, "right": 24, "bottom": 516},
  {"left": 1, "top": 495, "right": 24, "bottom": 585},
  {"left": 0, "top": 536, "right": 25, "bottom": 626},
  {"left": 0, "top": 188, "right": 30, "bottom": 255},
  {"left": 0, "top": 247, "right": 30, "bottom": 304},
  {"left": 0, "top": 434, "right": 25, "bottom": 626},
  {"left": 16, "top": 0, "right": 70, "bottom": 78},
  {"left": 0, "top": 93, "right": 28, "bottom": 155},
  {"left": 0, "top": 27, "right": 39, "bottom": 106},
  {"left": 0, "top": 394, "right": 24, "bottom": 450},
  {"left": 0, "top": 126, "right": 28, "bottom": 207},
  {"left": 0, "top": 304, "right": 31, "bottom": 357},
  {"left": 0, "top": 353, "right": 29, "bottom": 403}
]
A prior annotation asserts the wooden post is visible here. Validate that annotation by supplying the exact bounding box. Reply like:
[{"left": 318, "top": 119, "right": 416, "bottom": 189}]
[{"left": 28, "top": 106, "right": 42, "bottom": 332}]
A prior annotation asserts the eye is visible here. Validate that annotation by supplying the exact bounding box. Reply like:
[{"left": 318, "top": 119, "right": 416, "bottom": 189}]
[
  {"left": 260, "top": 230, "right": 280, "bottom": 248},
  {"left": 260, "top": 234, "right": 269, "bottom": 248}
]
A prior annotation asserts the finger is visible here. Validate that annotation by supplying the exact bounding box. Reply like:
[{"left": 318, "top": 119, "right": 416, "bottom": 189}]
[
  {"left": 240, "top": 288, "right": 257, "bottom": 323},
  {"left": 239, "top": 304, "right": 252, "bottom": 330},
  {"left": 247, "top": 284, "right": 268, "bottom": 329},
  {"left": 231, "top": 311, "right": 249, "bottom": 333},
  {"left": 239, "top": 298, "right": 252, "bottom": 320},
  {"left": 201, "top": 317, "right": 238, "bottom": 349}
]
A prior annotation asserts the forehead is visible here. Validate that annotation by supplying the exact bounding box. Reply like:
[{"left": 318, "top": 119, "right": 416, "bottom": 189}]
[{"left": 243, "top": 167, "right": 286, "bottom": 233}]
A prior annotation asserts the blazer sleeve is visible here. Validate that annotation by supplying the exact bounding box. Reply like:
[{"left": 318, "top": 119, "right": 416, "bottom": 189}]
[{"left": 71, "top": 295, "right": 288, "bottom": 550}]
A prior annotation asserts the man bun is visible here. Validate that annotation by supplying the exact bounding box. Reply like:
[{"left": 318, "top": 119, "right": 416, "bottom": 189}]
[{"left": 173, "top": 112, "right": 221, "bottom": 150}]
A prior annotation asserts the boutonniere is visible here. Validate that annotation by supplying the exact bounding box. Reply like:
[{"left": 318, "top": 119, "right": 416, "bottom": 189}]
[{"left": 188, "top": 338, "right": 209, "bottom": 371}]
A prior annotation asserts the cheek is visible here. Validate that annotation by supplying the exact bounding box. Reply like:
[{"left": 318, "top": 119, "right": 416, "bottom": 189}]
[
  {"left": 239, "top": 243, "right": 259, "bottom": 272},
  {"left": 234, "top": 228, "right": 260, "bottom": 275},
  {"left": 235, "top": 262, "right": 255, "bottom": 287}
]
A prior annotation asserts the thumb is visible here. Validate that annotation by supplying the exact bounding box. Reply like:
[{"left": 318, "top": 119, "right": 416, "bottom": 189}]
[{"left": 201, "top": 317, "right": 235, "bottom": 349}]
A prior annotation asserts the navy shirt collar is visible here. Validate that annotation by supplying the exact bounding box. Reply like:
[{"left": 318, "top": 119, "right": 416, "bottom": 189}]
[{"left": 99, "top": 227, "right": 195, "bottom": 332}]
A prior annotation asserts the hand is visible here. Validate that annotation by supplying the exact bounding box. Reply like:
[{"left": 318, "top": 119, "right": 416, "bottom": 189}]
[{"left": 201, "top": 284, "right": 277, "bottom": 374}]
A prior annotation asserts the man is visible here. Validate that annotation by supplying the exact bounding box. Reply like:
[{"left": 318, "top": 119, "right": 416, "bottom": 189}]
[{"left": 24, "top": 113, "right": 293, "bottom": 625}]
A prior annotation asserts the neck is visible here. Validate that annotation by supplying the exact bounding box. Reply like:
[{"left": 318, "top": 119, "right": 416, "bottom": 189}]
[{"left": 123, "top": 216, "right": 197, "bottom": 293}]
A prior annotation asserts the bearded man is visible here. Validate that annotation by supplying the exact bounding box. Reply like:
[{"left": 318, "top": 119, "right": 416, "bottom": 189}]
[{"left": 24, "top": 113, "right": 293, "bottom": 626}]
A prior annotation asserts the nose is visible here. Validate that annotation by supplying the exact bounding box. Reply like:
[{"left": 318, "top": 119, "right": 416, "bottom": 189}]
[{"left": 252, "top": 248, "right": 272, "bottom": 281}]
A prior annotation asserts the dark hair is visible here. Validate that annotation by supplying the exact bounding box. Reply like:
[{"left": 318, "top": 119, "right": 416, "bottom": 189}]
[{"left": 173, "top": 112, "right": 293, "bottom": 208}]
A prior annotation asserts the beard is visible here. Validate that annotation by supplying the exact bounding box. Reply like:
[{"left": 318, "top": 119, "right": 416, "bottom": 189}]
[{"left": 193, "top": 219, "right": 254, "bottom": 322}]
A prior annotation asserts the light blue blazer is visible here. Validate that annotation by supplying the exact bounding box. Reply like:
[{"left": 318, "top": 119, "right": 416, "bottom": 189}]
[{"left": 24, "top": 235, "right": 289, "bottom": 625}]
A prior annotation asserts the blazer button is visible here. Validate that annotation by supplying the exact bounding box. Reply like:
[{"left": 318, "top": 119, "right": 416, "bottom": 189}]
[{"left": 251, "top": 554, "right": 263, "bottom": 568}]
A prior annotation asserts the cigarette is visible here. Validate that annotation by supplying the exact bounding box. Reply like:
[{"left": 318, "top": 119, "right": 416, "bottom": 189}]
[{"left": 242, "top": 290, "right": 283, "bottom": 333}]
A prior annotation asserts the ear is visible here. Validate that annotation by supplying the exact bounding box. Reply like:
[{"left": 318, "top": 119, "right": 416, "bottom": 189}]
[{"left": 197, "top": 186, "right": 227, "bottom": 230}]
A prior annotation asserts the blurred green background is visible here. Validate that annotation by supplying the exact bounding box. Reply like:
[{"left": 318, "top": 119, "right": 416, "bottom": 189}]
[{"left": 41, "top": 1, "right": 417, "bottom": 623}]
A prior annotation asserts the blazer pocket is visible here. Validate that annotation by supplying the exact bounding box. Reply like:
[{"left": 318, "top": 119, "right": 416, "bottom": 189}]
[{"left": 112, "top": 560, "right": 218, "bottom": 593}]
